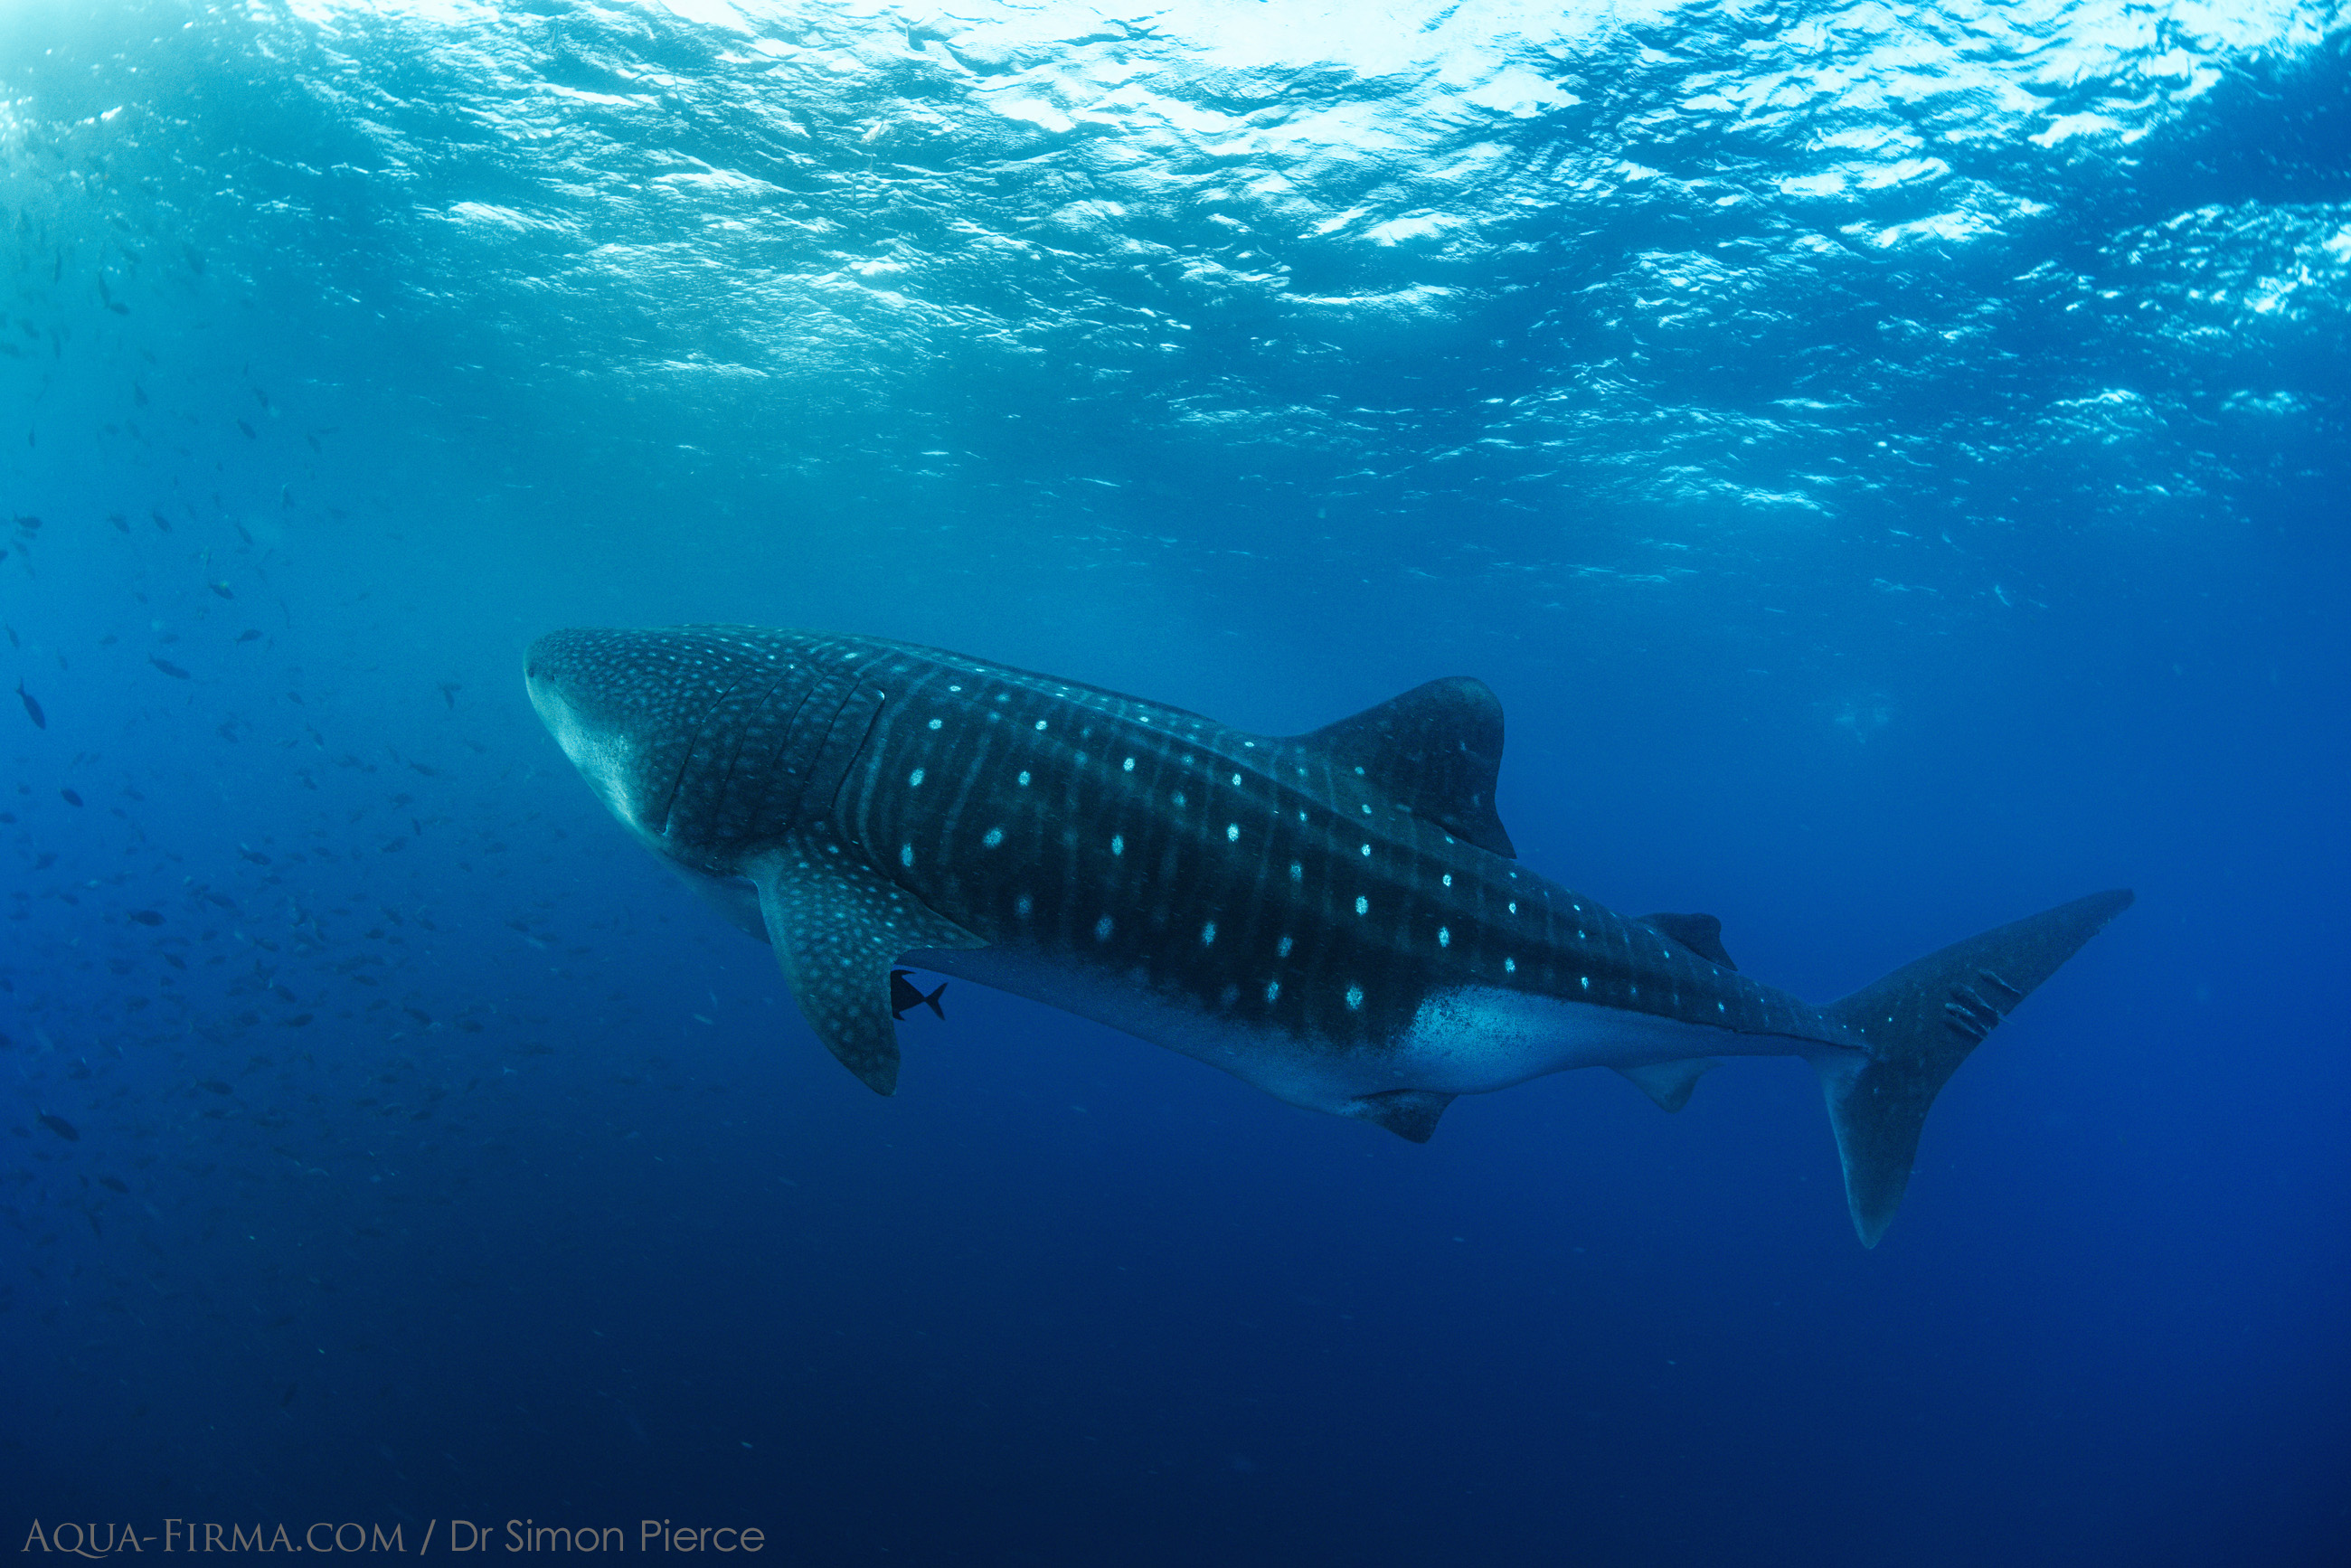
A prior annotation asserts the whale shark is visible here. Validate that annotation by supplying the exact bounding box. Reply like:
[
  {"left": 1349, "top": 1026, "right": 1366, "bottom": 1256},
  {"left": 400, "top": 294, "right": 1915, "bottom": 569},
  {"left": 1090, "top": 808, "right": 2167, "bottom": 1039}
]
[{"left": 526, "top": 626, "right": 2130, "bottom": 1245}]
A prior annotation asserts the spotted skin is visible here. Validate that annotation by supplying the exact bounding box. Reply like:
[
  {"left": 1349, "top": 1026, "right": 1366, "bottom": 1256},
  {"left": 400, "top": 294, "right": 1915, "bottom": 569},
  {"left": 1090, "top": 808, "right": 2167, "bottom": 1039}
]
[
  {"left": 528, "top": 625, "right": 2131, "bottom": 1245},
  {"left": 530, "top": 626, "right": 1836, "bottom": 1049}
]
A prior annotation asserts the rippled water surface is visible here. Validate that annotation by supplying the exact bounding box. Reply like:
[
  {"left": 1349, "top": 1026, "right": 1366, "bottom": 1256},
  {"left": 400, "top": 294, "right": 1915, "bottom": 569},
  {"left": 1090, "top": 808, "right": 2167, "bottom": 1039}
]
[{"left": 3, "top": 2, "right": 2346, "bottom": 1563}]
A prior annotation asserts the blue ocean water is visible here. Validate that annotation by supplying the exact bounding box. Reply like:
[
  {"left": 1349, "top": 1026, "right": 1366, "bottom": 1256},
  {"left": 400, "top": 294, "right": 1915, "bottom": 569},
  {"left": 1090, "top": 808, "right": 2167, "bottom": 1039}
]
[{"left": 2, "top": 0, "right": 2346, "bottom": 1561}]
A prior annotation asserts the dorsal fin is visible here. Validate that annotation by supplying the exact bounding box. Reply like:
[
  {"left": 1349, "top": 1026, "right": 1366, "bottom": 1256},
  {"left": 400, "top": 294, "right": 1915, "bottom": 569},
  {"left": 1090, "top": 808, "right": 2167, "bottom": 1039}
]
[
  {"left": 1636, "top": 912, "right": 1735, "bottom": 970},
  {"left": 1298, "top": 676, "right": 1515, "bottom": 858}
]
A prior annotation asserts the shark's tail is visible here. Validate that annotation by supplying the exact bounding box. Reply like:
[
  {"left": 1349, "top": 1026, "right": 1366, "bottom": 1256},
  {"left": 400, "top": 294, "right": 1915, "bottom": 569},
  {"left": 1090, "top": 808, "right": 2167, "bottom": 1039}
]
[{"left": 1813, "top": 889, "right": 2133, "bottom": 1247}]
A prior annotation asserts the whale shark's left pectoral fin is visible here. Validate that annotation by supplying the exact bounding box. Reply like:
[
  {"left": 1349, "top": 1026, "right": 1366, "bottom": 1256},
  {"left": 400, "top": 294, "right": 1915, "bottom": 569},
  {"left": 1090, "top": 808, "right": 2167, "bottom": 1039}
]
[{"left": 747, "top": 845, "right": 986, "bottom": 1096}]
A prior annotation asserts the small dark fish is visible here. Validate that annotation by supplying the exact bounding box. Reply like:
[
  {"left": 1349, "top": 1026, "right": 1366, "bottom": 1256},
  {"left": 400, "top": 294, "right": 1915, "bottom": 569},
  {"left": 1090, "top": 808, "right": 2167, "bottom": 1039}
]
[
  {"left": 197, "top": 1079, "right": 231, "bottom": 1095},
  {"left": 438, "top": 681, "right": 461, "bottom": 708},
  {"left": 149, "top": 656, "right": 189, "bottom": 678},
  {"left": 133, "top": 383, "right": 148, "bottom": 407},
  {"left": 280, "top": 1384, "right": 297, "bottom": 1408},
  {"left": 410, "top": 762, "right": 439, "bottom": 777},
  {"left": 210, "top": 581, "right": 234, "bottom": 600},
  {"left": 109, "top": 512, "right": 128, "bottom": 532},
  {"left": 16, "top": 682, "right": 42, "bottom": 728},
  {"left": 59, "top": 787, "right": 82, "bottom": 807},
  {"left": 38, "top": 1112, "right": 78, "bottom": 1141},
  {"left": 237, "top": 629, "right": 263, "bottom": 644},
  {"left": 150, "top": 509, "right": 171, "bottom": 532},
  {"left": 99, "top": 1175, "right": 128, "bottom": 1194},
  {"left": 889, "top": 969, "right": 948, "bottom": 1022},
  {"left": 236, "top": 419, "right": 256, "bottom": 439},
  {"left": 14, "top": 515, "right": 40, "bottom": 530},
  {"left": 281, "top": 1013, "right": 312, "bottom": 1027},
  {"left": 127, "top": 909, "right": 163, "bottom": 926}
]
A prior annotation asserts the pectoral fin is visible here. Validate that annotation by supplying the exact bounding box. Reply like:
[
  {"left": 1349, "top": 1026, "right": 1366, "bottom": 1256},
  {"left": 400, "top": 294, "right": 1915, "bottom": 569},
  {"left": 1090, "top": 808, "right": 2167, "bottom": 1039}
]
[{"left": 748, "top": 843, "right": 985, "bottom": 1095}]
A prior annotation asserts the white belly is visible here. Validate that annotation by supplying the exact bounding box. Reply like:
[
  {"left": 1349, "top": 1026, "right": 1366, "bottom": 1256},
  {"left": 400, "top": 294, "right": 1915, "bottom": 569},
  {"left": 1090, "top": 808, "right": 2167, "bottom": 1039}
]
[
  {"left": 910, "top": 949, "right": 1812, "bottom": 1117},
  {"left": 1394, "top": 985, "right": 1785, "bottom": 1094}
]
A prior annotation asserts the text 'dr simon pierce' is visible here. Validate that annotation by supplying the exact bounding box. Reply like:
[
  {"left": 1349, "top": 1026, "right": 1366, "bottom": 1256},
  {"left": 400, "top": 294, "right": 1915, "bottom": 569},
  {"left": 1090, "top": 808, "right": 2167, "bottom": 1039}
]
[{"left": 22, "top": 1521, "right": 767, "bottom": 1554}]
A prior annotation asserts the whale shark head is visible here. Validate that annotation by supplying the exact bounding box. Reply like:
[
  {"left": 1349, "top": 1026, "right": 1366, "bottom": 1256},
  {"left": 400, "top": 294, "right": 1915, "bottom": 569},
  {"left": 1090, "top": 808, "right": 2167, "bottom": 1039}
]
[
  {"left": 525, "top": 625, "right": 851, "bottom": 869},
  {"left": 524, "top": 628, "right": 678, "bottom": 841}
]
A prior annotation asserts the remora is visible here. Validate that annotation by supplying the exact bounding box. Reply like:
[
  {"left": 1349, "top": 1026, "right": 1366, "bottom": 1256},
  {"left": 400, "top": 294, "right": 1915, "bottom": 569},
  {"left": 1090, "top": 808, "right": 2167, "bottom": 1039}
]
[{"left": 527, "top": 626, "right": 2130, "bottom": 1246}]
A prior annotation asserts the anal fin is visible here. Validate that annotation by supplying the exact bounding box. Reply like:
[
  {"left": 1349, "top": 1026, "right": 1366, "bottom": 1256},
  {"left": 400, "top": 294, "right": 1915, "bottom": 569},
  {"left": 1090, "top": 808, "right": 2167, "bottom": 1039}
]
[
  {"left": 1614, "top": 1057, "right": 1719, "bottom": 1113},
  {"left": 1349, "top": 1088, "right": 1456, "bottom": 1143},
  {"left": 748, "top": 842, "right": 985, "bottom": 1095}
]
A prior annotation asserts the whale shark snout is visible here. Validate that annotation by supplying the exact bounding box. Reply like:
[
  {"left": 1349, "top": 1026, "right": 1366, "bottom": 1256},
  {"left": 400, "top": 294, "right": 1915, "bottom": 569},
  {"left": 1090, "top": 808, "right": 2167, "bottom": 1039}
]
[{"left": 524, "top": 628, "right": 666, "bottom": 841}]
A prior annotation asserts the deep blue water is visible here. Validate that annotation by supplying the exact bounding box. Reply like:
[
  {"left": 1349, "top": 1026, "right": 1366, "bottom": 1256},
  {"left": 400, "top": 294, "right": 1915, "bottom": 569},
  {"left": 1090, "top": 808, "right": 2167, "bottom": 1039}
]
[{"left": 2, "top": 1, "right": 2346, "bottom": 1562}]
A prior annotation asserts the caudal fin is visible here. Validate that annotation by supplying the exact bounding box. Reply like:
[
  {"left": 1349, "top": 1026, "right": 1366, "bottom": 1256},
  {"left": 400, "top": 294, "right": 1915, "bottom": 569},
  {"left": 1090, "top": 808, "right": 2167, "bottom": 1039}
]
[{"left": 1816, "top": 889, "right": 2133, "bottom": 1247}]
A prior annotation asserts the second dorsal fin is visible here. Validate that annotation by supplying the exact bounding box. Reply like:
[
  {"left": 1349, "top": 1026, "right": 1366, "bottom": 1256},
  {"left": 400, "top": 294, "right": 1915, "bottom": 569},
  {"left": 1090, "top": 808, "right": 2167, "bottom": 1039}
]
[
  {"left": 1637, "top": 912, "right": 1736, "bottom": 970},
  {"left": 1298, "top": 676, "right": 1515, "bottom": 858}
]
